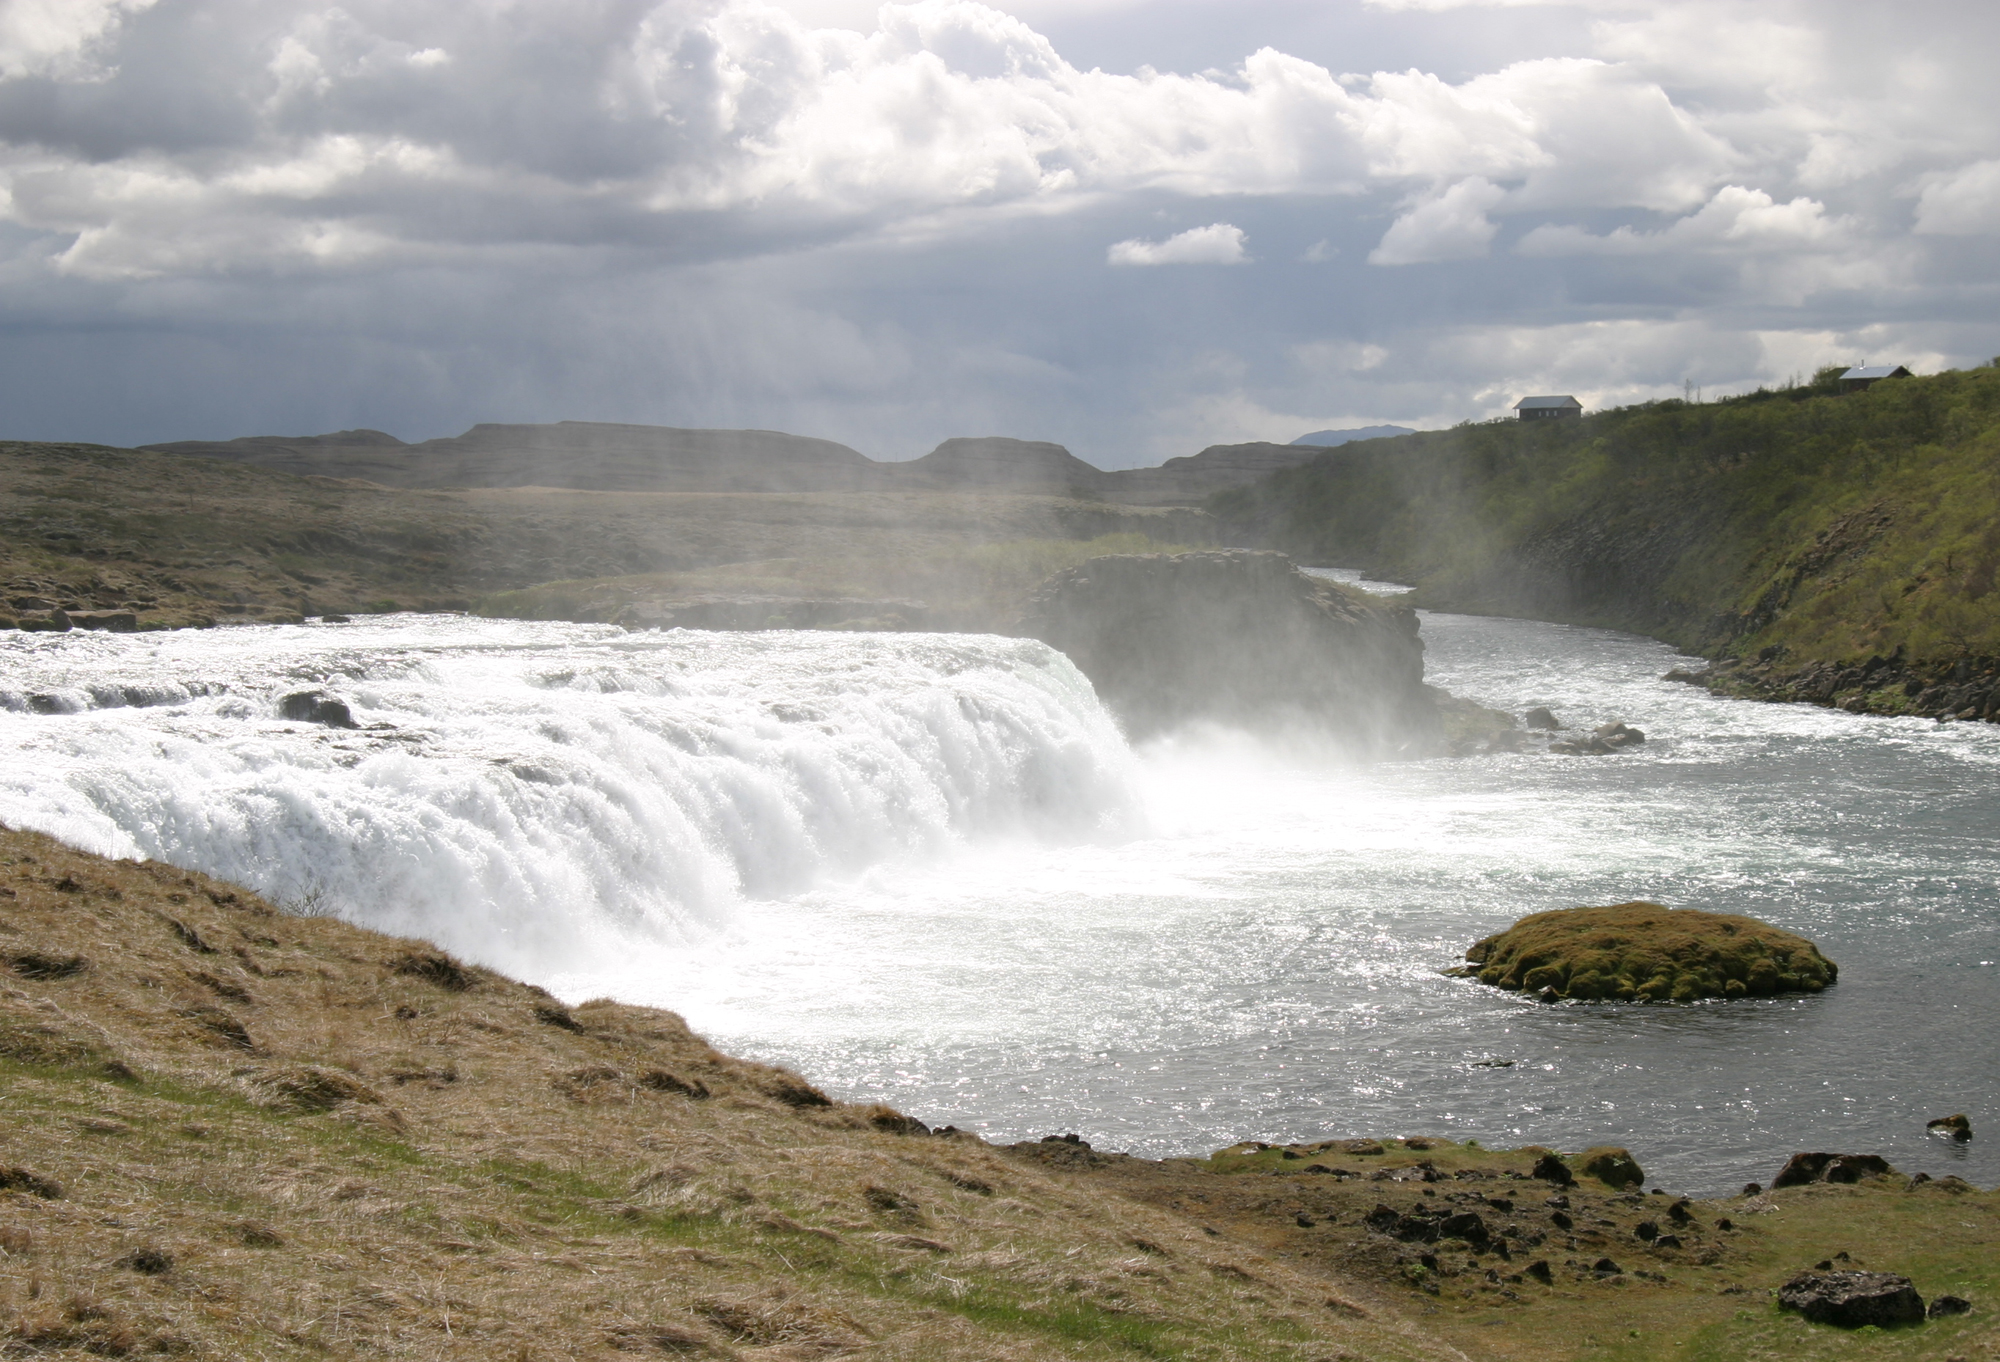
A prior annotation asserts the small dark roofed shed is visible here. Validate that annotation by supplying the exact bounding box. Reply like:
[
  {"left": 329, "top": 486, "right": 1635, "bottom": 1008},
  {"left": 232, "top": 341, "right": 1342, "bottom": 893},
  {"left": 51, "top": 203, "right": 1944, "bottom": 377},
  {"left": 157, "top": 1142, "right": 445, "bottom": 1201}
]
[
  {"left": 1514, "top": 395, "right": 1583, "bottom": 420},
  {"left": 1839, "top": 364, "right": 1911, "bottom": 393}
]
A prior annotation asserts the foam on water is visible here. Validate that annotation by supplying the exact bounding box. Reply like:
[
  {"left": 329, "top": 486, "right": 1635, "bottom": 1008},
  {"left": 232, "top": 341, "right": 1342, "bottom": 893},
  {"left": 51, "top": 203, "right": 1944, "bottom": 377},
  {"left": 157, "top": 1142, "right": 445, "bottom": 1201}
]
[{"left": 0, "top": 618, "right": 1140, "bottom": 975}]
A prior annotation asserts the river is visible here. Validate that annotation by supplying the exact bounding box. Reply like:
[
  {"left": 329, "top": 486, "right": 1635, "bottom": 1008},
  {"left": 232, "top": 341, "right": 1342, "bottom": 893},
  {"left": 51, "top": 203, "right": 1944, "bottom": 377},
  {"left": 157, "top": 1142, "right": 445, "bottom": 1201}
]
[{"left": 2, "top": 599, "right": 1994, "bottom": 1194}]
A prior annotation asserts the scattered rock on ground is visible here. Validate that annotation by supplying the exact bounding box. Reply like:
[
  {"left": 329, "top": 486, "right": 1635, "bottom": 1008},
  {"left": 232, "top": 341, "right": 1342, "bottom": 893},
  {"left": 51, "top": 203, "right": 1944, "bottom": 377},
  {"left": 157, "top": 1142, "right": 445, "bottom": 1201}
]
[
  {"left": 1457, "top": 901, "right": 1837, "bottom": 1003},
  {"left": 1778, "top": 1271, "right": 1925, "bottom": 1327},
  {"left": 1929, "top": 1295, "right": 1973, "bottom": 1318}
]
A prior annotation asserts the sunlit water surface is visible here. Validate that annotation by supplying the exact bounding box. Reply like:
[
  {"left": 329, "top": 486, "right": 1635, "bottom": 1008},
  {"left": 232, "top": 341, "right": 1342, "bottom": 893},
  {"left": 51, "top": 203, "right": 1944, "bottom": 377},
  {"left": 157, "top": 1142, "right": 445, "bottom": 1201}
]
[{"left": 2, "top": 599, "right": 1994, "bottom": 1194}]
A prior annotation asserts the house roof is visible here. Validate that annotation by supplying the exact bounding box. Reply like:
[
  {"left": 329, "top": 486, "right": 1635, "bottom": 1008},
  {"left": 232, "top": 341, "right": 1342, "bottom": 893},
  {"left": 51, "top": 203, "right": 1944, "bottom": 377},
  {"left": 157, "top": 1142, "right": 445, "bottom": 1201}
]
[
  {"left": 1514, "top": 395, "right": 1583, "bottom": 410},
  {"left": 1840, "top": 365, "right": 1911, "bottom": 381}
]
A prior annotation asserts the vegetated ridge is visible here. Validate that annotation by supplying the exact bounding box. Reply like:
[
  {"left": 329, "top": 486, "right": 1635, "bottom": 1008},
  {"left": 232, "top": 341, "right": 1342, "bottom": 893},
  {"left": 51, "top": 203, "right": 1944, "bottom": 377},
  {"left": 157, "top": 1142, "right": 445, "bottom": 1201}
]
[
  {"left": 0, "top": 439, "right": 1207, "bottom": 632},
  {"left": 1, "top": 826, "right": 1993, "bottom": 1361},
  {"left": 1213, "top": 365, "right": 2000, "bottom": 722}
]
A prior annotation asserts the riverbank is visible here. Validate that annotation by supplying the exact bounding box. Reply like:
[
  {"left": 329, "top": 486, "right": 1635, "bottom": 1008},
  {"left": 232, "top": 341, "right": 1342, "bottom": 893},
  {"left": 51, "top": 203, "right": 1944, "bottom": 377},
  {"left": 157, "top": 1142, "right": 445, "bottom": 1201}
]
[
  {"left": 2, "top": 825, "right": 1992, "bottom": 1361},
  {"left": 1213, "top": 366, "right": 2000, "bottom": 726}
]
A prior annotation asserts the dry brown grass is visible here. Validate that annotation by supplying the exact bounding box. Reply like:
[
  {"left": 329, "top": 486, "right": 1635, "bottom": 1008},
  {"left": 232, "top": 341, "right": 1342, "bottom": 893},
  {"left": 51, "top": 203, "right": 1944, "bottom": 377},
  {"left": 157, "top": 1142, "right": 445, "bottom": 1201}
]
[{"left": 0, "top": 826, "right": 1453, "bottom": 1361}]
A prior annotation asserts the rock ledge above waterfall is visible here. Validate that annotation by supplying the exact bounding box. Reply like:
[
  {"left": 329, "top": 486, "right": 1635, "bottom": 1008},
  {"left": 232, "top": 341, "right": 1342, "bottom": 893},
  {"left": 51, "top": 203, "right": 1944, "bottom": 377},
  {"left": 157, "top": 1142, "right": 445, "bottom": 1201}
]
[{"left": 1017, "top": 549, "right": 1441, "bottom": 749}]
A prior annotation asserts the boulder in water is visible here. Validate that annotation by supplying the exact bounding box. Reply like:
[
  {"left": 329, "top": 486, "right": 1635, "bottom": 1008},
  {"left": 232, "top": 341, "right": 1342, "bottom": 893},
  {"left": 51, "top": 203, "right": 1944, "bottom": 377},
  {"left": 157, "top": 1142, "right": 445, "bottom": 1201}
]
[
  {"left": 1017, "top": 549, "right": 1440, "bottom": 749},
  {"left": 1459, "top": 902, "right": 1837, "bottom": 1003},
  {"left": 1548, "top": 721, "right": 1644, "bottom": 755},
  {"left": 1523, "top": 707, "right": 1562, "bottom": 730},
  {"left": 279, "top": 691, "right": 359, "bottom": 728},
  {"left": 1926, "top": 1113, "right": 1973, "bottom": 1141}
]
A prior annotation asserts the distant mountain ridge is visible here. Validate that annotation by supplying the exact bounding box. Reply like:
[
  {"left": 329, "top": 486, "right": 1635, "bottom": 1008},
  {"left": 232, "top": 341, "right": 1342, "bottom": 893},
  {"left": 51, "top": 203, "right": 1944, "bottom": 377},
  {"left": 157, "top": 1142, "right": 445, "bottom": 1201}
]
[
  {"left": 1290, "top": 425, "right": 1416, "bottom": 446},
  {"left": 141, "top": 422, "right": 1335, "bottom": 506}
]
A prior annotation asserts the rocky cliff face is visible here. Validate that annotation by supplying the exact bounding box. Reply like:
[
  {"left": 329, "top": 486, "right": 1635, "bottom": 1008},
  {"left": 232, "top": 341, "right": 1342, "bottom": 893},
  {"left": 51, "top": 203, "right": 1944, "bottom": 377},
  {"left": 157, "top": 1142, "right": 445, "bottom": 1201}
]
[{"left": 1018, "top": 549, "right": 1440, "bottom": 750}]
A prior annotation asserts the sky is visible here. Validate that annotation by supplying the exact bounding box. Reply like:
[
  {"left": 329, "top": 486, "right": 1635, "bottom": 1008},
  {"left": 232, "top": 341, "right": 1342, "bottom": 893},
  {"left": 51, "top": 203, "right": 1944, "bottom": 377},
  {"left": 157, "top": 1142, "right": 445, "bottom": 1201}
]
[{"left": 2, "top": 0, "right": 1998, "bottom": 467}]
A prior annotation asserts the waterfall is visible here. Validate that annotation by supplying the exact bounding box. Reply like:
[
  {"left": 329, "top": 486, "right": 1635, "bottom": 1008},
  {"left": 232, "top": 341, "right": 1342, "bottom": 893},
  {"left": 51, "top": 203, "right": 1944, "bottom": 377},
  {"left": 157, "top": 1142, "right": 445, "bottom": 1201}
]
[{"left": 0, "top": 618, "right": 1141, "bottom": 977}]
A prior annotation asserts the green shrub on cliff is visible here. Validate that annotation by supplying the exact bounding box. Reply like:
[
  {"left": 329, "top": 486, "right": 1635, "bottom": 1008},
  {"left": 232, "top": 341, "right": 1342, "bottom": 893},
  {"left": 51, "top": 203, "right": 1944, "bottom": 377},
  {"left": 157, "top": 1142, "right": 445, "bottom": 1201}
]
[
  {"left": 1216, "top": 365, "right": 2000, "bottom": 670},
  {"left": 1460, "top": 902, "right": 1837, "bottom": 1003}
]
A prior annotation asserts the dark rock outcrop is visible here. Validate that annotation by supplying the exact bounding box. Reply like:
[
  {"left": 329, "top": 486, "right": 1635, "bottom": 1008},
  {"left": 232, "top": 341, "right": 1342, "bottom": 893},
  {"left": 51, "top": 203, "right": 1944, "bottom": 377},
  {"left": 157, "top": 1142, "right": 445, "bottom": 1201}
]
[
  {"left": 1772, "top": 1152, "right": 1894, "bottom": 1188},
  {"left": 1531, "top": 1153, "right": 1574, "bottom": 1186},
  {"left": 1577, "top": 1147, "right": 1645, "bottom": 1189},
  {"left": 1778, "top": 1271, "right": 1925, "bottom": 1327},
  {"left": 1926, "top": 1113, "right": 1973, "bottom": 1141},
  {"left": 1669, "top": 652, "right": 1999, "bottom": 726},
  {"left": 1017, "top": 550, "right": 1440, "bottom": 749},
  {"left": 63, "top": 610, "right": 139, "bottom": 632}
]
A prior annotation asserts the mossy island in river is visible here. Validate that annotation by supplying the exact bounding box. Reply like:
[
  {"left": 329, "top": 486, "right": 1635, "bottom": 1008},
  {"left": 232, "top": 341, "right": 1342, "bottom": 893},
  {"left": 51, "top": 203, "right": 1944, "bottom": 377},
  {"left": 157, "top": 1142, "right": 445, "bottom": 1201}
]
[{"left": 1456, "top": 902, "right": 1837, "bottom": 1003}]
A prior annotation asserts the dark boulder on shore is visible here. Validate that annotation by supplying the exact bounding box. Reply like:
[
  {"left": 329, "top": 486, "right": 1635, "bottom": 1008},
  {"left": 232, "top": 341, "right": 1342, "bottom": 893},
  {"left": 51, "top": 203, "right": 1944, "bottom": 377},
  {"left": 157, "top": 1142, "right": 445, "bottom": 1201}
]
[
  {"left": 1018, "top": 550, "right": 1442, "bottom": 750},
  {"left": 1772, "top": 1152, "right": 1895, "bottom": 1188},
  {"left": 1452, "top": 902, "right": 1837, "bottom": 1003},
  {"left": 1779, "top": 1270, "right": 1926, "bottom": 1327}
]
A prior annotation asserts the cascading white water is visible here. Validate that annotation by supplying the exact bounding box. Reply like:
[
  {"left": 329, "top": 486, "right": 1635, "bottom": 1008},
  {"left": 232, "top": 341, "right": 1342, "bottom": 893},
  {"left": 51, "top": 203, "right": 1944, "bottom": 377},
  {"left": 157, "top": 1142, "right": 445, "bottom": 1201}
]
[{"left": 0, "top": 618, "right": 1141, "bottom": 976}]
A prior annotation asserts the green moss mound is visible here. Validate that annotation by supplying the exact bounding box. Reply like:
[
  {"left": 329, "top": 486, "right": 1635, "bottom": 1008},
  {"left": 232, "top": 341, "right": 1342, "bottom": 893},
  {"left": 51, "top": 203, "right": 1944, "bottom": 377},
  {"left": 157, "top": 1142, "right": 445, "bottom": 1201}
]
[{"left": 1459, "top": 902, "right": 1837, "bottom": 1003}]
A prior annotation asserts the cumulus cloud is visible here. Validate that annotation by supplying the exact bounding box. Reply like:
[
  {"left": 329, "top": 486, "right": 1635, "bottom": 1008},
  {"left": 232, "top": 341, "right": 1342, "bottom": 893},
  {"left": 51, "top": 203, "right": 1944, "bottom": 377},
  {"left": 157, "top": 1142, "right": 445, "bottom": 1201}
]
[
  {"left": 1369, "top": 177, "right": 1504, "bottom": 264},
  {"left": 0, "top": 0, "right": 1769, "bottom": 279},
  {"left": 0, "top": 0, "right": 1995, "bottom": 460},
  {"left": 1107, "top": 222, "right": 1246, "bottom": 265},
  {"left": 1914, "top": 160, "right": 2000, "bottom": 235},
  {"left": 1517, "top": 185, "right": 1840, "bottom": 256},
  {"left": 0, "top": 0, "right": 155, "bottom": 80}
]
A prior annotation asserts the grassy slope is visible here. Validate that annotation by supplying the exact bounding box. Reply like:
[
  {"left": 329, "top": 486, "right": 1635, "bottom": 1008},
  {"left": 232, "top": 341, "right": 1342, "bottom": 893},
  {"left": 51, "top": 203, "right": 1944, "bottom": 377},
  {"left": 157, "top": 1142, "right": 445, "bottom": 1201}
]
[
  {"left": 0, "top": 826, "right": 1450, "bottom": 1362},
  {"left": 1214, "top": 368, "right": 2000, "bottom": 671},
  {"left": 3, "top": 828, "right": 1995, "bottom": 1360},
  {"left": 0, "top": 441, "right": 1210, "bottom": 630}
]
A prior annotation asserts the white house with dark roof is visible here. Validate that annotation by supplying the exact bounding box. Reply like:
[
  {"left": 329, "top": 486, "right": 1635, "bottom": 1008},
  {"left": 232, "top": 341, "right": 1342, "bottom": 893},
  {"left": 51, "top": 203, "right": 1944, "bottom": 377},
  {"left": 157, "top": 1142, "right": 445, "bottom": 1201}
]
[
  {"left": 1514, "top": 394, "right": 1583, "bottom": 420},
  {"left": 1839, "top": 365, "right": 1911, "bottom": 394}
]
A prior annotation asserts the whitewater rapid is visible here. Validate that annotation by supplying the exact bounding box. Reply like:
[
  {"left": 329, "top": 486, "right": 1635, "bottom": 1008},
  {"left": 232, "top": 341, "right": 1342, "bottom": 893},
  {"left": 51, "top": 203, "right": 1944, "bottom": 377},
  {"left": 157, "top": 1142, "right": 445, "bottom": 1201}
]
[{"left": 0, "top": 618, "right": 1140, "bottom": 975}]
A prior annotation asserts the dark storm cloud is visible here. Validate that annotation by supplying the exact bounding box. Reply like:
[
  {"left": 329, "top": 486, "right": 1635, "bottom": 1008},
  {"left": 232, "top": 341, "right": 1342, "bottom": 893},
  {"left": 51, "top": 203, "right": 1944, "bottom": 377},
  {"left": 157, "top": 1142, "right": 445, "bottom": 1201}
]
[{"left": 1, "top": 0, "right": 1997, "bottom": 460}]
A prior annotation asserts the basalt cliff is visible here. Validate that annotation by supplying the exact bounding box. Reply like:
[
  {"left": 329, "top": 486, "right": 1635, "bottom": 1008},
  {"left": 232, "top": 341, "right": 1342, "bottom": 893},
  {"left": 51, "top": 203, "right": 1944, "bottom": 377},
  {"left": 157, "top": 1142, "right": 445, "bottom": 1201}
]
[{"left": 1018, "top": 549, "right": 1443, "bottom": 750}]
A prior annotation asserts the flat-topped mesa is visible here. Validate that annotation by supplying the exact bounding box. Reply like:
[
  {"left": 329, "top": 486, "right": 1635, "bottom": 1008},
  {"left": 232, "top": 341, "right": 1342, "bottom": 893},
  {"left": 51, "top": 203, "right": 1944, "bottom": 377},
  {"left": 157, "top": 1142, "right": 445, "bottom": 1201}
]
[
  {"left": 145, "top": 422, "right": 882, "bottom": 493},
  {"left": 896, "top": 436, "right": 1112, "bottom": 496},
  {"left": 1017, "top": 549, "right": 1441, "bottom": 750},
  {"left": 1457, "top": 902, "right": 1837, "bottom": 1003},
  {"left": 141, "top": 423, "right": 1336, "bottom": 506}
]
